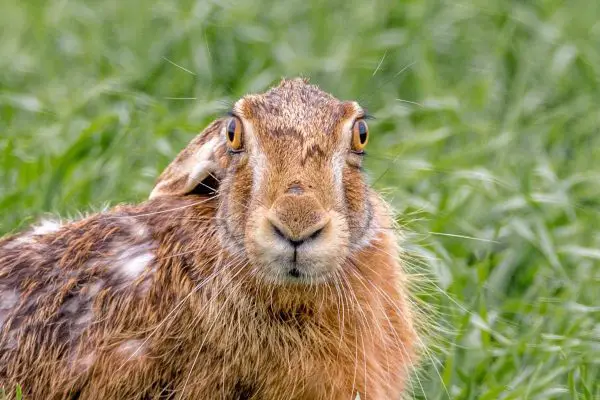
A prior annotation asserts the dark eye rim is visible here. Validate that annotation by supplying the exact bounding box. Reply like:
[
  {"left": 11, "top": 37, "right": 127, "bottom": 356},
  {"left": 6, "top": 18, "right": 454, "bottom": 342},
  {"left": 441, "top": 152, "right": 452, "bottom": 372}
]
[{"left": 350, "top": 149, "right": 367, "bottom": 156}]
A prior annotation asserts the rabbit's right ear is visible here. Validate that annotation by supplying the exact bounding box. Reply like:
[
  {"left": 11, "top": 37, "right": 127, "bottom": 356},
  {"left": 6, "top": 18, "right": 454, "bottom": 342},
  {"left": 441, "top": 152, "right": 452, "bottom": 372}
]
[{"left": 150, "top": 120, "right": 226, "bottom": 199}]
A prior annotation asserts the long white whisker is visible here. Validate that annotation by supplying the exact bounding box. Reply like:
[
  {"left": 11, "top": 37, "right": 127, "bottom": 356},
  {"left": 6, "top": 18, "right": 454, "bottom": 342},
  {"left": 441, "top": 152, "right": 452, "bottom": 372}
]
[
  {"left": 372, "top": 50, "right": 387, "bottom": 77},
  {"left": 348, "top": 254, "right": 432, "bottom": 399},
  {"left": 394, "top": 61, "right": 417, "bottom": 78},
  {"left": 116, "top": 258, "right": 227, "bottom": 370},
  {"left": 395, "top": 98, "right": 423, "bottom": 107},
  {"left": 106, "top": 197, "right": 218, "bottom": 220},
  {"left": 429, "top": 231, "right": 500, "bottom": 243},
  {"left": 162, "top": 56, "right": 197, "bottom": 75}
]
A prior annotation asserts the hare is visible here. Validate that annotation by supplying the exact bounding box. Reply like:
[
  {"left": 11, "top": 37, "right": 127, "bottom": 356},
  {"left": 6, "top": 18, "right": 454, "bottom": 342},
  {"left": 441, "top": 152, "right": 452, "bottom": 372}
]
[{"left": 0, "top": 78, "right": 418, "bottom": 399}]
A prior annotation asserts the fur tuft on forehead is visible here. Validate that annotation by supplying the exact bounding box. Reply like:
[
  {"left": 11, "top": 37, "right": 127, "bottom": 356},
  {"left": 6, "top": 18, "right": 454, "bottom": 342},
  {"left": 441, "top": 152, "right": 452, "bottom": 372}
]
[
  {"left": 242, "top": 79, "right": 336, "bottom": 115},
  {"left": 239, "top": 78, "right": 357, "bottom": 142}
]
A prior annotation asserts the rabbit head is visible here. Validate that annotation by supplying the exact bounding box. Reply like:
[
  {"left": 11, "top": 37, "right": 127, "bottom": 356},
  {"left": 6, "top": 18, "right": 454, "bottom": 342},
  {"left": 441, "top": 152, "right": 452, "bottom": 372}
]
[{"left": 151, "top": 78, "right": 378, "bottom": 283}]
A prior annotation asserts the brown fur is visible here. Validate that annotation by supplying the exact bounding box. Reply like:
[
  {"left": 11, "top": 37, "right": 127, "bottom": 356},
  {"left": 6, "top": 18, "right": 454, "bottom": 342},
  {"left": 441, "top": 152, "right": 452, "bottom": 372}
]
[{"left": 0, "top": 78, "right": 417, "bottom": 399}]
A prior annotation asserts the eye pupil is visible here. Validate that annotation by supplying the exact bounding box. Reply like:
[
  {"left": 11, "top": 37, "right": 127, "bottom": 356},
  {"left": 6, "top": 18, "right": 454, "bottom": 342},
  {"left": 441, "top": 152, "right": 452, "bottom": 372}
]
[
  {"left": 358, "top": 121, "right": 367, "bottom": 144},
  {"left": 227, "top": 120, "right": 236, "bottom": 142}
]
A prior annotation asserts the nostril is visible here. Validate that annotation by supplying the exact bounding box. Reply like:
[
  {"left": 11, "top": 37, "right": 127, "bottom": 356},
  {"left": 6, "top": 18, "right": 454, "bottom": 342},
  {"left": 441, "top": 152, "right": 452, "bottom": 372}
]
[
  {"left": 270, "top": 222, "right": 305, "bottom": 248},
  {"left": 271, "top": 222, "right": 304, "bottom": 247},
  {"left": 308, "top": 226, "right": 324, "bottom": 241},
  {"left": 272, "top": 224, "right": 287, "bottom": 241}
]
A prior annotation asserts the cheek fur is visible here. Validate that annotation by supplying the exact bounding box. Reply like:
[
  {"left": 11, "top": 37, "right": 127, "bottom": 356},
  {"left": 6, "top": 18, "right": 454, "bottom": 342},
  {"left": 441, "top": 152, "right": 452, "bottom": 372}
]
[
  {"left": 342, "top": 166, "right": 371, "bottom": 244},
  {"left": 216, "top": 158, "right": 255, "bottom": 247},
  {"left": 250, "top": 152, "right": 268, "bottom": 199}
]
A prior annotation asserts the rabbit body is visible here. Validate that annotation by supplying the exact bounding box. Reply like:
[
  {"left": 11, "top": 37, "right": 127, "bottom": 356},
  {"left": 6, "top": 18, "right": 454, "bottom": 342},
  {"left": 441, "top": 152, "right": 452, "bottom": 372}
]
[{"left": 0, "top": 79, "right": 417, "bottom": 399}]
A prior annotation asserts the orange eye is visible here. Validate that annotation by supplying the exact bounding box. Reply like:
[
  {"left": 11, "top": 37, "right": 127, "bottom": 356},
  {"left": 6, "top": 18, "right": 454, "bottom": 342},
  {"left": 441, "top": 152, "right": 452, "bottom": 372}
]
[
  {"left": 351, "top": 119, "right": 369, "bottom": 152},
  {"left": 226, "top": 117, "right": 243, "bottom": 151}
]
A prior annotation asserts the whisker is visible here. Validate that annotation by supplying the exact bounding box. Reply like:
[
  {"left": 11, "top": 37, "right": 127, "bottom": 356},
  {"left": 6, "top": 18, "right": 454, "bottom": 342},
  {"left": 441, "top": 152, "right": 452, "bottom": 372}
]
[
  {"left": 106, "top": 197, "right": 218, "bottom": 220},
  {"left": 395, "top": 98, "right": 423, "bottom": 107},
  {"left": 429, "top": 231, "right": 500, "bottom": 243},
  {"left": 115, "top": 263, "right": 225, "bottom": 371},
  {"left": 196, "top": 177, "right": 257, "bottom": 212},
  {"left": 394, "top": 61, "right": 417, "bottom": 78},
  {"left": 348, "top": 253, "right": 445, "bottom": 399},
  {"left": 178, "top": 259, "right": 248, "bottom": 399},
  {"left": 372, "top": 50, "right": 387, "bottom": 77},
  {"left": 162, "top": 56, "right": 197, "bottom": 75}
]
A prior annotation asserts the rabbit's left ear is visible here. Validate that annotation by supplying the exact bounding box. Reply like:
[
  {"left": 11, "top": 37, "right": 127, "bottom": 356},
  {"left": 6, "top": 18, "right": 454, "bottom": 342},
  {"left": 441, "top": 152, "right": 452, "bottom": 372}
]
[{"left": 149, "top": 120, "right": 226, "bottom": 199}]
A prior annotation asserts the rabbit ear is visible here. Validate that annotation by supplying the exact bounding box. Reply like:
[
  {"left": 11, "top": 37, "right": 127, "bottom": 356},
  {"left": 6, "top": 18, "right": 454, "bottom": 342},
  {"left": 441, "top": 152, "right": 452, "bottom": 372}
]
[{"left": 149, "top": 120, "right": 226, "bottom": 199}]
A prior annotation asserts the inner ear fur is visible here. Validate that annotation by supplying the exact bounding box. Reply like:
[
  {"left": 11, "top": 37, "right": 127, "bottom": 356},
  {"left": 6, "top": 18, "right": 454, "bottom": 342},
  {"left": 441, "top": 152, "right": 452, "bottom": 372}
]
[{"left": 149, "top": 119, "right": 225, "bottom": 199}]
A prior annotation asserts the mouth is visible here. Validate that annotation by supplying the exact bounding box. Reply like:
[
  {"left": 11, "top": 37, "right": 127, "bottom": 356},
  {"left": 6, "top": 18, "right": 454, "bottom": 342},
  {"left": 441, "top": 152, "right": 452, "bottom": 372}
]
[
  {"left": 268, "top": 238, "right": 336, "bottom": 284},
  {"left": 288, "top": 267, "right": 302, "bottom": 278},
  {"left": 246, "top": 208, "right": 350, "bottom": 285},
  {"left": 252, "top": 248, "right": 335, "bottom": 284},
  {"left": 276, "top": 263, "right": 333, "bottom": 284},
  {"left": 266, "top": 245, "right": 341, "bottom": 284}
]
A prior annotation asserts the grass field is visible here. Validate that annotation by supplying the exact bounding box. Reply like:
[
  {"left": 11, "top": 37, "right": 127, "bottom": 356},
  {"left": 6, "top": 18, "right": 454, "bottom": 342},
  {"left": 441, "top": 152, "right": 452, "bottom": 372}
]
[{"left": 1, "top": 0, "right": 599, "bottom": 398}]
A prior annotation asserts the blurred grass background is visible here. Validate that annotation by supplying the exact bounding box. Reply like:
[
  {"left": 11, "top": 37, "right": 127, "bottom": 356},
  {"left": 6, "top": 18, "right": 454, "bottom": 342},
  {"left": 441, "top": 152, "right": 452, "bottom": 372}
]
[{"left": 1, "top": 0, "right": 599, "bottom": 398}]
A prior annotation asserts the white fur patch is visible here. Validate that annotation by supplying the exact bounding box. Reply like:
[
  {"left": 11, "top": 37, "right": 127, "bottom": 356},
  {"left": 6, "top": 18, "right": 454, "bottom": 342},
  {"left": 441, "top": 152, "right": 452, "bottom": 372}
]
[
  {"left": 3, "top": 219, "right": 63, "bottom": 249},
  {"left": 87, "top": 280, "right": 104, "bottom": 297},
  {"left": 61, "top": 282, "right": 102, "bottom": 338},
  {"left": 79, "top": 352, "right": 96, "bottom": 369},
  {"left": 0, "top": 287, "right": 19, "bottom": 309},
  {"left": 117, "top": 339, "right": 146, "bottom": 359},
  {"left": 32, "top": 220, "right": 62, "bottom": 235},
  {"left": 121, "top": 252, "right": 154, "bottom": 279},
  {"left": 4, "top": 235, "right": 33, "bottom": 249},
  {"left": 75, "top": 310, "right": 94, "bottom": 326},
  {"left": 69, "top": 350, "right": 96, "bottom": 371},
  {"left": 61, "top": 297, "right": 81, "bottom": 313},
  {"left": 3, "top": 330, "right": 18, "bottom": 350},
  {"left": 121, "top": 217, "right": 150, "bottom": 240},
  {"left": 0, "top": 287, "right": 19, "bottom": 328},
  {"left": 133, "top": 223, "right": 149, "bottom": 240},
  {"left": 251, "top": 151, "right": 268, "bottom": 197},
  {"left": 331, "top": 153, "right": 345, "bottom": 199},
  {"left": 67, "top": 308, "right": 95, "bottom": 342},
  {"left": 110, "top": 242, "right": 156, "bottom": 281}
]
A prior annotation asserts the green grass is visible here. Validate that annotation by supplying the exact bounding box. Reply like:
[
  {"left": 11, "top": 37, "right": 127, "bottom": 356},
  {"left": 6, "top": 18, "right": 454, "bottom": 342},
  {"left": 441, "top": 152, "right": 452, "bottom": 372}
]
[
  {"left": 1, "top": 0, "right": 599, "bottom": 398},
  {"left": 0, "top": 385, "right": 22, "bottom": 400}
]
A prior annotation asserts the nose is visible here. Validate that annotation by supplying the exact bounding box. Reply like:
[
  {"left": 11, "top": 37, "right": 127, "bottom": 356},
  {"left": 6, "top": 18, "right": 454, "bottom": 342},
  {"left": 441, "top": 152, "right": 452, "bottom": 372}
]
[{"left": 267, "top": 194, "right": 330, "bottom": 247}]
